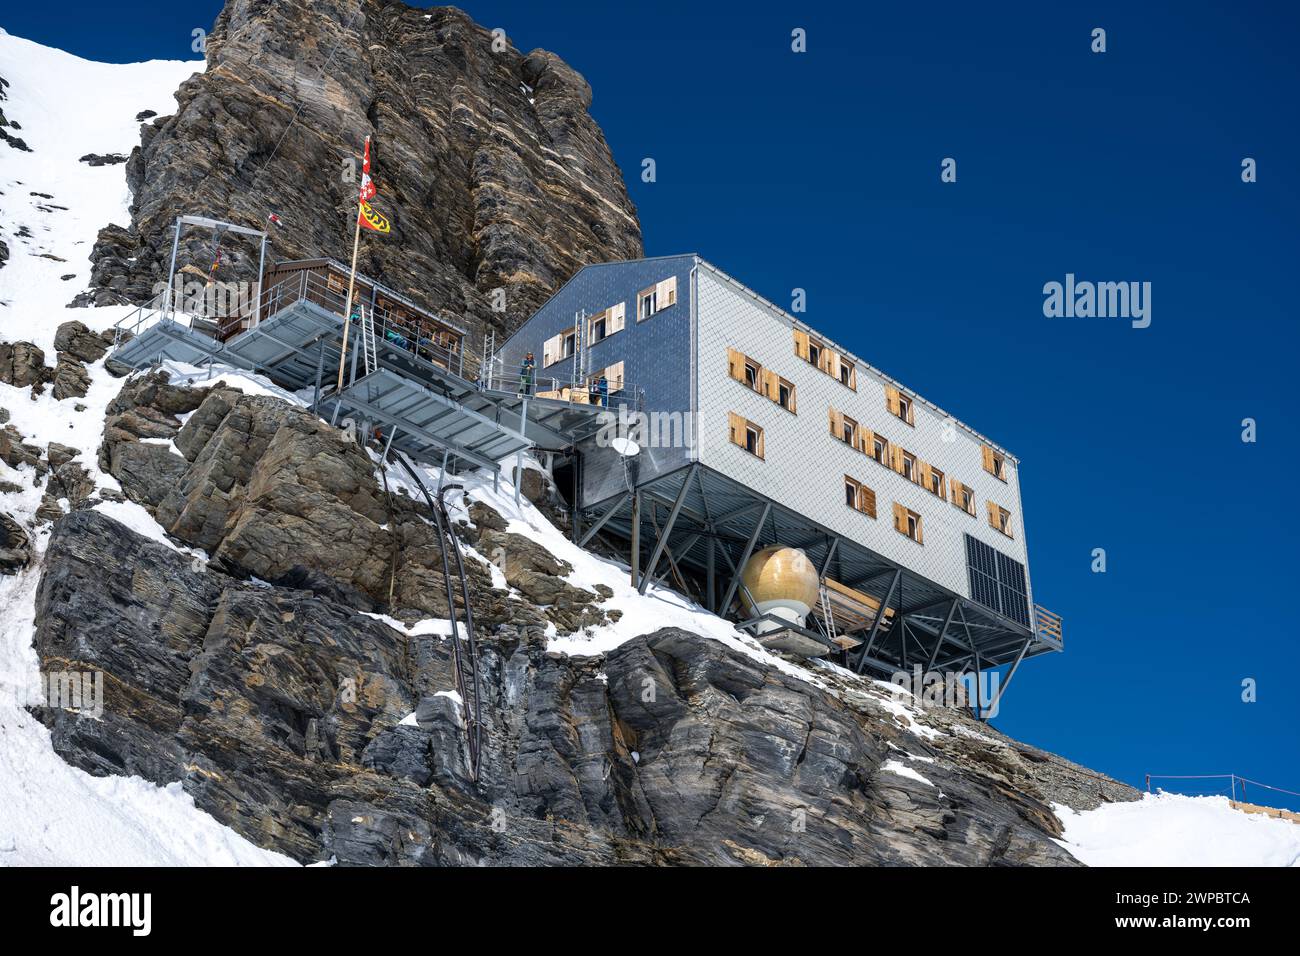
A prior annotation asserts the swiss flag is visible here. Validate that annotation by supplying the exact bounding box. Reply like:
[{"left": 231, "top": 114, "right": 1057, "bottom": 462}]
[{"left": 359, "top": 137, "right": 376, "bottom": 203}]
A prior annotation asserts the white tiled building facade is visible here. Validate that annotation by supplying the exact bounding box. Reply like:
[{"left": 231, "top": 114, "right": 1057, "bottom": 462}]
[{"left": 500, "top": 255, "right": 1034, "bottom": 621}]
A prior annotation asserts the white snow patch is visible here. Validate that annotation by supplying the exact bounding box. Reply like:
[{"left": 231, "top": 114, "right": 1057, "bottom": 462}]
[
  {"left": 1055, "top": 793, "right": 1300, "bottom": 867},
  {"left": 882, "top": 759, "right": 935, "bottom": 788}
]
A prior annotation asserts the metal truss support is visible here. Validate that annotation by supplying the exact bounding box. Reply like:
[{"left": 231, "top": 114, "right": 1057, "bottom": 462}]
[
  {"left": 578, "top": 494, "right": 628, "bottom": 549},
  {"left": 984, "top": 634, "right": 1033, "bottom": 718},
  {"left": 706, "top": 535, "right": 716, "bottom": 612},
  {"left": 639, "top": 464, "right": 696, "bottom": 594},
  {"left": 855, "top": 569, "right": 901, "bottom": 675},
  {"left": 927, "top": 600, "right": 960, "bottom": 670},
  {"left": 629, "top": 491, "right": 641, "bottom": 587},
  {"left": 718, "top": 502, "right": 770, "bottom": 614}
]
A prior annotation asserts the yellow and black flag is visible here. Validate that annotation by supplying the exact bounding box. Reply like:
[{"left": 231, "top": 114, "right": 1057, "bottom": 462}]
[{"left": 359, "top": 201, "right": 391, "bottom": 234}]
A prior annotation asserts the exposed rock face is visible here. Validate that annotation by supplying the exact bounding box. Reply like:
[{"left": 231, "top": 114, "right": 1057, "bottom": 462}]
[
  {"left": 82, "top": 0, "right": 643, "bottom": 341},
  {"left": 34, "top": 509, "right": 1129, "bottom": 865},
  {"left": 0, "top": 511, "right": 30, "bottom": 574},
  {"left": 78, "top": 153, "right": 128, "bottom": 166},
  {"left": 100, "top": 371, "right": 604, "bottom": 632},
  {"left": 0, "top": 341, "right": 52, "bottom": 390}
]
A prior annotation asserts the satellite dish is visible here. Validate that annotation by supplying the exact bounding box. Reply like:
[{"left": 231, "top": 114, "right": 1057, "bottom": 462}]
[{"left": 611, "top": 436, "right": 640, "bottom": 458}]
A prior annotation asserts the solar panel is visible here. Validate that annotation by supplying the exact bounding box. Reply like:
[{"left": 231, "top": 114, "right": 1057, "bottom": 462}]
[{"left": 966, "top": 535, "right": 1029, "bottom": 626}]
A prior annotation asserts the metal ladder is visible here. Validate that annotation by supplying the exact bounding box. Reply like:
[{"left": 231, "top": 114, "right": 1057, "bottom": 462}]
[
  {"left": 819, "top": 584, "right": 838, "bottom": 647},
  {"left": 359, "top": 303, "right": 378, "bottom": 377},
  {"left": 395, "top": 453, "right": 484, "bottom": 782}
]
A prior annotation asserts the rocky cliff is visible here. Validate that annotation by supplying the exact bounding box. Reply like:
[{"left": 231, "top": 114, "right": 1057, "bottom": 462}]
[
  {"left": 81, "top": 0, "right": 643, "bottom": 342},
  {"left": 17, "top": 368, "right": 1137, "bottom": 866}
]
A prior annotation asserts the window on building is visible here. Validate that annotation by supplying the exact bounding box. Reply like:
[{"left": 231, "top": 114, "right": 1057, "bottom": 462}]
[
  {"left": 839, "top": 360, "right": 855, "bottom": 388},
  {"left": 543, "top": 326, "right": 578, "bottom": 367},
  {"left": 928, "top": 466, "right": 945, "bottom": 498},
  {"left": 842, "top": 415, "right": 858, "bottom": 446},
  {"left": 744, "top": 360, "right": 760, "bottom": 390},
  {"left": 952, "top": 480, "right": 975, "bottom": 516},
  {"left": 872, "top": 435, "right": 889, "bottom": 466},
  {"left": 989, "top": 503, "right": 1013, "bottom": 537},
  {"left": 638, "top": 289, "right": 657, "bottom": 319},
  {"left": 845, "top": 476, "right": 860, "bottom": 508},
  {"left": 637, "top": 277, "right": 676, "bottom": 321},
  {"left": 778, "top": 378, "right": 795, "bottom": 412},
  {"left": 901, "top": 451, "right": 916, "bottom": 482},
  {"left": 886, "top": 386, "right": 916, "bottom": 426},
  {"left": 729, "top": 412, "right": 765, "bottom": 459},
  {"left": 983, "top": 446, "right": 1007, "bottom": 481},
  {"left": 807, "top": 341, "right": 821, "bottom": 367},
  {"left": 894, "top": 504, "right": 923, "bottom": 543}
]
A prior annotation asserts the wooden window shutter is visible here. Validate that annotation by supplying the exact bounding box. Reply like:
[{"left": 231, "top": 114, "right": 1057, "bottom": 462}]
[
  {"left": 858, "top": 426, "right": 873, "bottom": 455},
  {"left": 890, "top": 444, "right": 904, "bottom": 474},
  {"left": 885, "top": 386, "right": 901, "bottom": 417},
  {"left": 982, "top": 446, "right": 996, "bottom": 474},
  {"left": 727, "top": 347, "right": 744, "bottom": 383},
  {"left": 608, "top": 302, "right": 626, "bottom": 333},
  {"left": 906, "top": 397, "right": 915, "bottom": 425},
  {"left": 543, "top": 333, "right": 561, "bottom": 367},
  {"left": 762, "top": 368, "right": 779, "bottom": 402},
  {"left": 794, "top": 329, "right": 810, "bottom": 360},
  {"left": 656, "top": 276, "right": 677, "bottom": 307},
  {"left": 987, "top": 501, "right": 999, "bottom": 529},
  {"left": 608, "top": 360, "right": 625, "bottom": 391},
  {"left": 950, "top": 479, "right": 961, "bottom": 505},
  {"left": 729, "top": 412, "right": 744, "bottom": 447},
  {"left": 827, "top": 350, "right": 840, "bottom": 379},
  {"left": 915, "top": 514, "right": 923, "bottom": 544},
  {"left": 860, "top": 486, "right": 877, "bottom": 518},
  {"left": 829, "top": 407, "right": 842, "bottom": 437},
  {"left": 756, "top": 427, "right": 765, "bottom": 459},
  {"left": 893, "top": 502, "right": 907, "bottom": 534}
]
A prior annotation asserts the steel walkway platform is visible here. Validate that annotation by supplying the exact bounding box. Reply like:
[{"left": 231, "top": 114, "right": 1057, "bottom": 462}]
[{"left": 108, "top": 279, "right": 618, "bottom": 475}]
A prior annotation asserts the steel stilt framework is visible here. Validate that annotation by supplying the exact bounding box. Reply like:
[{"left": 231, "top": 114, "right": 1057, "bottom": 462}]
[{"left": 579, "top": 463, "right": 1062, "bottom": 688}]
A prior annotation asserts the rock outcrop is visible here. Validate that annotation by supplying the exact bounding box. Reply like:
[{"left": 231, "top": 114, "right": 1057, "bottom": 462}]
[
  {"left": 80, "top": 0, "right": 643, "bottom": 341},
  {"left": 34, "top": 508, "right": 1125, "bottom": 866},
  {"left": 99, "top": 370, "right": 606, "bottom": 631}
]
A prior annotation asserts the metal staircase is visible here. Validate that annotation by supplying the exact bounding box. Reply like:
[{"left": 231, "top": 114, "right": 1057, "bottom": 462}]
[{"left": 395, "top": 453, "right": 483, "bottom": 782}]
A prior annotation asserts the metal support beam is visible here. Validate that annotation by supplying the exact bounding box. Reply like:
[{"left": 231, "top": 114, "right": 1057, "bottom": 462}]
[
  {"left": 718, "top": 502, "right": 770, "bottom": 614},
  {"left": 629, "top": 491, "right": 641, "bottom": 587},
  {"left": 984, "top": 634, "right": 1033, "bottom": 717},
  {"left": 855, "top": 569, "right": 901, "bottom": 674},
  {"left": 578, "top": 494, "right": 628, "bottom": 549},
  {"left": 928, "top": 600, "right": 959, "bottom": 670},
  {"left": 639, "top": 465, "right": 696, "bottom": 594}
]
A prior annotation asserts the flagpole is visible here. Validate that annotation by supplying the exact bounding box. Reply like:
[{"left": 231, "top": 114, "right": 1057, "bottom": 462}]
[{"left": 336, "top": 135, "right": 368, "bottom": 394}]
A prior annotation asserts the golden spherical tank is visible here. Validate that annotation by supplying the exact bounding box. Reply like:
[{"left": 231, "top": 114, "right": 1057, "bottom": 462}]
[{"left": 739, "top": 545, "right": 820, "bottom": 624}]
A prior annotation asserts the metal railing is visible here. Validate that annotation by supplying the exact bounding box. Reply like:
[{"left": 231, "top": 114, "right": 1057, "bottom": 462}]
[
  {"left": 1034, "top": 604, "right": 1064, "bottom": 646},
  {"left": 235, "top": 270, "right": 477, "bottom": 379},
  {"left": 480, "top": 353, "right": 644, "bottom": 412},
  {"left": 111, "top": 289, "right": 175, "bottom": 348}
]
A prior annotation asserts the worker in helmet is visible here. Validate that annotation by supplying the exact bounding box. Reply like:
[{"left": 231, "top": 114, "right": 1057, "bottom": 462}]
[
  {"left": 596, "top": 374, "right": 609, "bottom": 408},
  {"left": 518, "top": 352, "right": 535, "bottom": 396}
]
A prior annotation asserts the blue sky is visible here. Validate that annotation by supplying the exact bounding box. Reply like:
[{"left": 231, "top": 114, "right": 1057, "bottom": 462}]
[{"left": 6, "top": 1, "right": 1298, "bottom": 806}]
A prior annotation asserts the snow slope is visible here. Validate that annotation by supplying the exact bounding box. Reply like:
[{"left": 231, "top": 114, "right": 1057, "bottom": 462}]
[
  {"left": 0, "top": 27, "right": 200, "bottom": 336},
  {"left": 1056, "top": 794, "right": 1300, "bottom": 867},
  {"left": 0, "top": 30, "right": 294, "bottom": 866}
]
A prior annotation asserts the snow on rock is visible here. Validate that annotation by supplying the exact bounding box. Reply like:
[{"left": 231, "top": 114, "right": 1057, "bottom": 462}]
[
  {"left": 1055, "top": 793, "right": 1300, "bottom": 867},
  {"left": 0, "top": 28, "right": 201, "bottom": 326}
]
